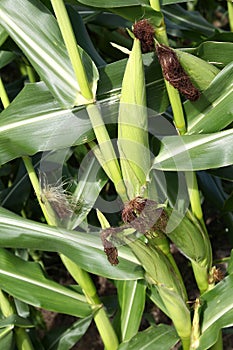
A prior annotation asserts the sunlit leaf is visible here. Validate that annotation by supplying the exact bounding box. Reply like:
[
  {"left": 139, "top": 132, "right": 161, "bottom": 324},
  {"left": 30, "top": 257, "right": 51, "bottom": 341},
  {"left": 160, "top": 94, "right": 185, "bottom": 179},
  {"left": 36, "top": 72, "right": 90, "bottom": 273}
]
[
  {"left": 44, "top": 315, "right": 92, "bottom": 350},
  {"left": 198, "top": 275, "right": 233, "bottom": 349},
  {"left": 185, "top": 62, "right": 233, "bottom": 134},
  {"left": 115, "top": 280, "right": 146, "bottom": 342},
  {"left": 0, "top": 248, "right": 92, "bottom": 318},
  {"left": 0, "top": 207, "right": 143, "bottom": 280},
  {"left": 0, "top": 0, "right": 98, "bottom": 107},
  {"left": 151, "top": 128, "right": 233, "bottom": 171},
  {"left": 118, "top": 324, "right": 179, "bottom": 350}
]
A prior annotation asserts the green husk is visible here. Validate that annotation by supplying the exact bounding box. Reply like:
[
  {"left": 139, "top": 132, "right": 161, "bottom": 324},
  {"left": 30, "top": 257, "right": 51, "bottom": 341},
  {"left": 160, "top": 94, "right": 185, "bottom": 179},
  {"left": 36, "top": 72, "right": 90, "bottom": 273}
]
[
  {"left": 175, "top": 49, "right": 219, "bottom": 91},
  {"left": 127, "top": 238, "right": 191, "bottom": 348},
  {"left": 118, "top": 38, "right": 150, "bottom": 199},
  {"left": 165, "top": 209, "right": 212, "bottom": 293}
]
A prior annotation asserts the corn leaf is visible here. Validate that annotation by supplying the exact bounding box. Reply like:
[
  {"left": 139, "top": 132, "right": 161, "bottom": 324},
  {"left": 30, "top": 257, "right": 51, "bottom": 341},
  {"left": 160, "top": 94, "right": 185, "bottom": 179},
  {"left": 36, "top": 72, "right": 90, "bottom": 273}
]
[
  {"left": 185, "top": 62, "right": 233, "bottom": 134},
  {"left": 150, "top": 128, "right": 233, "bottom": 171},
  {"left": 0, "top": 0, "right": 98, "bottom": 107},
  {"left": 43, "top": 316, "right": 93, "bottom": 350},
  {"left": 198, "top": 275, "right": 233, "bottom": 350},
  {"left": 0, "top": 248, "right": 92, "bottom": 318},
  {"left": 0, "top": 207, "right": 143, "bottom": 280},
  {"left": 118, "top": 324, "right": 179, "bottom": 350},
  {"left": 115, "top": 280, "right": 146, "bottom": 342}
]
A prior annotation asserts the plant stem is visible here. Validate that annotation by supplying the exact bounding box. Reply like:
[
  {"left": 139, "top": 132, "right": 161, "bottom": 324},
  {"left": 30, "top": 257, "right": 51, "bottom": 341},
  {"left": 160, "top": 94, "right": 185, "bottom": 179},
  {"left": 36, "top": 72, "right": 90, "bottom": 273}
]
[
  {"left": 87, "top": 105, "right": 128, "bottom": 202},
  {"left": 23, "top": 156, "right": 118, "bottom": 350},
  {"left": 51, "top": 0, "right": 93, "bottom": 102},
  {"left": 0, "top": 81, "right": 34, "bottom": 349},
  {"left": 150, "top": 0, "right": 161, "bottom": 12},
  {"left": 0, "top": 289, "right": 15, "bottom": 316},
  {"left": 0, "top": 77, "right": 10, "bottom": 108},
  {"left": 185, "top": 172, "right": 204, "bottom": 223},
  {"left": 60, "top": 255, "right": 119, "bottom": 350},
  {"left": 228, "top": 0, "right": 233, "bottom": 32},
  {"left": 22, "top": 156, "right": 54, "bottom": 225},
  {"left": 0, "top": 290, "right": 34, "bottom": 350},
  {"left": 26, "top": 64, "right": 37, "bottom": 83},
  {"left": 151, "top": 2, "right": 186, "bottom": 135}
]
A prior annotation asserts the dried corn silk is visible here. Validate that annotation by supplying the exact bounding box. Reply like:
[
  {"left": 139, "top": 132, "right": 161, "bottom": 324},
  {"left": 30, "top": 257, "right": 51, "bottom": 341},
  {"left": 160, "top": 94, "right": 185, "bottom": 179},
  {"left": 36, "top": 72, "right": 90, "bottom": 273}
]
[{"left": 156, "top": 44, "right": 200, "bottom": 101}]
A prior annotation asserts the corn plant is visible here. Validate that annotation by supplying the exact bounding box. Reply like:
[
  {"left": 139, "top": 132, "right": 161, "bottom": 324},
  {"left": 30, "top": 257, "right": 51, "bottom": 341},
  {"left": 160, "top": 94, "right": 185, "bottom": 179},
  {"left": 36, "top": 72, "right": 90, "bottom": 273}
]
[{"left": 0, "top": 0, "right": 233, "bottom": 349}]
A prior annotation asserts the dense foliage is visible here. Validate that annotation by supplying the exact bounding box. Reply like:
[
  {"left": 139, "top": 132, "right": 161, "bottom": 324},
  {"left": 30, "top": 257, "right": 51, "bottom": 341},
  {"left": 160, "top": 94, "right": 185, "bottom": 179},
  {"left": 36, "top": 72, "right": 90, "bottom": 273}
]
[{"left": 0, "top": 1, "right": 233, "bottom": 349}]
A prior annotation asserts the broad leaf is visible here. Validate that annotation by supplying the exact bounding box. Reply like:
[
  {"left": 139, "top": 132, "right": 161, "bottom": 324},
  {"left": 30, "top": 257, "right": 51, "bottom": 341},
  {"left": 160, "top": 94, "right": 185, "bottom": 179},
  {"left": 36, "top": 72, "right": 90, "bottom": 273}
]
[
  {"left": 151, "top": 128, "right": 233, "bottom": 171},
  {"left": 0, "top": 327, "right": 14, "bottom": 350},
  {"left": 118, "top": 324, "right": 179, "bottom": 350},
  {"left": 0, "top": 315, "right": 34, "bottom": 329},
  {"left": 43, "top": 315, "right": 92, "bottom": 350},
  {"left": 68, "top": 156, "right": 108, "bottom": 229},
  {"left": 0, "top": 24, "right": 8, "bottom": 45},
  {"left": 198, "top": 275, "right": 233, "bottom": 349},
  {"left": 186, "top": 41, "right": 233, "bottom": 69},
  {"left": 115, "top": 280, "right": 146, "bottom": 342},
  {"left": 162, "top": 4, "right": 216, "bottom": 39},
  {"left": 0, "top": 51, "right": 16, "bottom": 69},
  {"left": 76, "top": 1, "right": 163, "bottom": 25},
  {"left": 0, "top": 248, "right": 92, "bottom": 318},
  {"left": 0, "top": 207, "right": 143, "bottom": 280},
  {"left": 185, "top": 62, "right": 233, "bottom": 134},
  {"left": 0, "top": 53, "right": 168, "bottom": 166},
  {"left": 0, "top": 0, "right": 98, "bottom": 107},
  {"left": 0, "top": 82, "right": 94, "bottom": 165}
]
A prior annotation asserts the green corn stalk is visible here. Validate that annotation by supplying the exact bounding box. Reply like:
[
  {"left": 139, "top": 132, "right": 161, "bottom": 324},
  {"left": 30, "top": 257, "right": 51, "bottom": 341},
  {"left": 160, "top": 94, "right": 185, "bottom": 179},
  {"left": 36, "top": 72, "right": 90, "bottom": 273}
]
[
  {"left": 51, "top": 0, "right": 127, "bottom": 202},
  {"left": 118, "top": 37, "right": 150, "bottom": 199},
  {"left": 190, "top": 299, "right": 201, "bottom": 350}
]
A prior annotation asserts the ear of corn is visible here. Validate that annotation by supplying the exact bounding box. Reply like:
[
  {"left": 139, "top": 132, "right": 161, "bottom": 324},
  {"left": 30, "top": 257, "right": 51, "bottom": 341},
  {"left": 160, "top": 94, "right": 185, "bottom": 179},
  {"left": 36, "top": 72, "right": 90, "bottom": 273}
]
[
  {"left": 175, "top": 49, "right": 219, "bottom": 91},
  {"left": 165, "top": 209, "right": 212, "bottom": 293},
  {"left": 118, "top": 38, "right": 151, "bottom": 199},
  {"left": 127, "top": 237, "right": 191, "bottom": 348}
]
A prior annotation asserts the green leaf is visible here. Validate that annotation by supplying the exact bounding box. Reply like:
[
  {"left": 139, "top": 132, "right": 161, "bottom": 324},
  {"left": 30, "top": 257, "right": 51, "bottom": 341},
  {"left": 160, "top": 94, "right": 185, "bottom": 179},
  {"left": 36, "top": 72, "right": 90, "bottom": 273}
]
[
  {"left": 76, "top": 0, "right": 147, "bottom": 7},
  {"left": 69, "top": 156, "right": 108, "bottom": 229},
  {"left": 116, "top": 280, "right": 146, "bottom": 341},
  {"left": 0, "top": 0, "right": 98, "bottom": 107},
  {"left": 0, "top": 51, "right": 16, "bottom": 69},
  {"left": 44, "top": 316, "right": 92, "bottom": 350},
  {"left": 147, "top": 284, "right": 169, "bottom": 317},
  {"left": 227, "top": 250, "right": 233, "bottom": 275},
  {"left": 0, "top": 327, "right": 14, "bottom": 350},
  {"left": 198, "top": 275, "right": 233, "bottom": 350},
  {"left": 0, "top": 207, "right": 143, "bottom": 280},
  {"left": 0, "top": 24, "right": 8, "bottom": 46},
  {"left": 118, "top": 324, "right": 179, "bottom": 350},
  {"left": 67, "top": 5, "right": 105, "bottom": 67},
  {"left": 0, "top": 315, "right": 34, "bottom": 329},
  {"left": 77, "top": 1, "right": 163, "bottom": 25},
  {"left": 151, "top": 128, "right": 233, "bottom": 171},
  {"left": 186, "top": 41, "right": 233, "bottom": 69},
  {"left": 0, "top": 82, "right": 94, "bottom": 165},
  {"left": 0, "top": 248, "right": 92, "bottom": 318},
  {"left": 0, "top": 54, "right": 168, "bottom": 166},
  {"left": 162, "top": 4, "right": 216, "bottom": 39},
  {"left": 185, "top": 62, "right": 233, "bottom": 134},
  {"left": 162, "top": 0, "right": 190, "bottom": 4}
]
